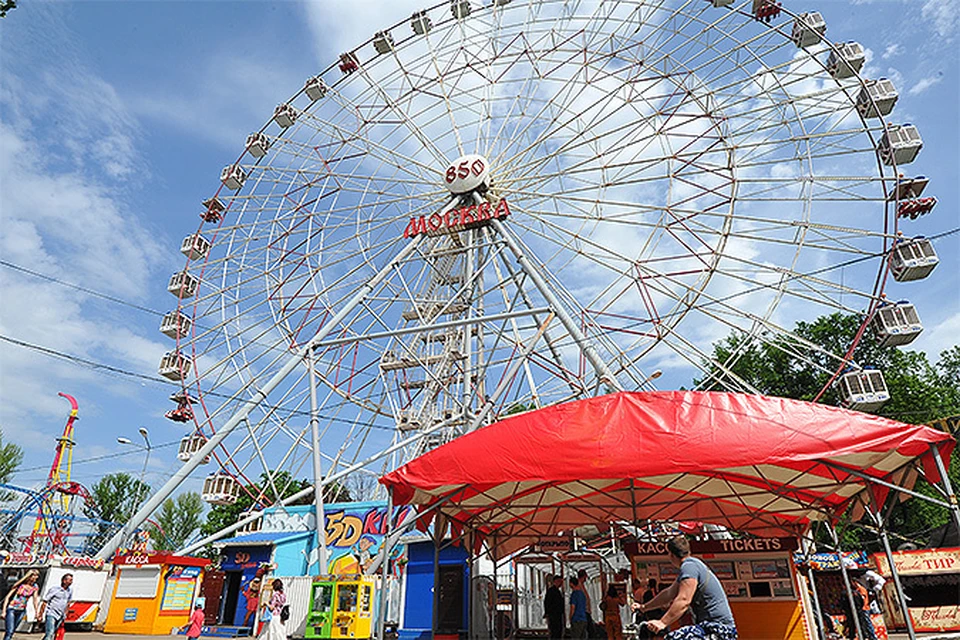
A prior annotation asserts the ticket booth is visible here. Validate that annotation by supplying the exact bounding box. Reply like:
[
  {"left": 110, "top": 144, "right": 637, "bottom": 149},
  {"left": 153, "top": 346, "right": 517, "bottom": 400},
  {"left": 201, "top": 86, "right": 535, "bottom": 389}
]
[
  {"left": 104, "top": 553, "right": 207, "bottom": 635},
  {"left": 628, "top": 537, "right": 807, "bottom": 640}
]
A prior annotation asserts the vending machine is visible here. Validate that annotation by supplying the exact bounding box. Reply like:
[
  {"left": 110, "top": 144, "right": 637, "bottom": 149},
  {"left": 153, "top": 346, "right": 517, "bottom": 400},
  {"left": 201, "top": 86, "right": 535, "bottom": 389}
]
[
  {"left": 304, "top": 575, "right": 376, "bottom": 639},
  {"left": 305, "top": 578, "right": 336, "bottom": 639},
  {"left": 330, "top": 576, "right": 376, "bottom": 639}
]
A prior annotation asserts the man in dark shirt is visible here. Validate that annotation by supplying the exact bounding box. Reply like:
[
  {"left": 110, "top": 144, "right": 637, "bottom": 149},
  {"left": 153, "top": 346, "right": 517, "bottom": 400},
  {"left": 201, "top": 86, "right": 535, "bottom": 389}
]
[
  {"left": 543, "top": 574, "right": 565, "bottom": 639},
  {"left": 632, "top": 535, "right": 737, "bottom": 640}
]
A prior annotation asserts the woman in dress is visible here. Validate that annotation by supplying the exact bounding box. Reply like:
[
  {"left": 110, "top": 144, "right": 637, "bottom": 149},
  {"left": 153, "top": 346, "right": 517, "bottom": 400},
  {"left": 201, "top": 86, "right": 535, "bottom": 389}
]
[
  {"left": 2, "top": 570, "right": 41, "bottom": 640},
  {"left": 603, "top": 584, "right": 626, "bottom": 640},
  {"left": 261, "top": 579, "right": 286, "bottom": 640}
]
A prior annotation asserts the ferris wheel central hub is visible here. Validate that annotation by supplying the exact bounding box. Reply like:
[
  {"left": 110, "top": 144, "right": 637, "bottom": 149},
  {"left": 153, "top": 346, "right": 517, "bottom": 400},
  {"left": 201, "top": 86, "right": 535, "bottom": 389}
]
[{"left": 443, "top": 154, "right": 490, "bottom": 194}]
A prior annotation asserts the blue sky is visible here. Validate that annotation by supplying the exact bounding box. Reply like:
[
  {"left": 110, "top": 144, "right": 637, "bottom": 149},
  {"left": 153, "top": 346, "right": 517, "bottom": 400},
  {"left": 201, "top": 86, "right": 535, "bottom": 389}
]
[{"left": 0, "top": 0, "right": 957, "bottom": 507}]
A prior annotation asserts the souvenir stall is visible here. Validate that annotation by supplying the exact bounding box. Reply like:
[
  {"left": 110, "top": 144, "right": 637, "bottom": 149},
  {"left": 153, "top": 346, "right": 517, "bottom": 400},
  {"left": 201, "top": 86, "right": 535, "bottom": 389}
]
[
  {"left": 799, "top": 551, "right": 888, "bottom": 640},
  {"left": 104, "top": 553, "right": 207, "bottom": 635}
]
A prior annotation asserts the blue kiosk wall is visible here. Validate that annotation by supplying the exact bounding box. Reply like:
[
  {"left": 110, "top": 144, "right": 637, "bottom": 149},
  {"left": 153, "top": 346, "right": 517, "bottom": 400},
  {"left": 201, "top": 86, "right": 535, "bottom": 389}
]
[{"left": 401, "top": 541, "right": 470, "bottom": 640}]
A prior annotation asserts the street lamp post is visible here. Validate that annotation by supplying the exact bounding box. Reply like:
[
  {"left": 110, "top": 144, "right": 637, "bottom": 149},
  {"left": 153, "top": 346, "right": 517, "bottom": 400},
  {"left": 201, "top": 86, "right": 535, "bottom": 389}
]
[
  {"left": 116, "top": 427, "right": 152, "bottom": 549},
  {"left": 641, "top": 370, "right": 663, "bottom": 388}
]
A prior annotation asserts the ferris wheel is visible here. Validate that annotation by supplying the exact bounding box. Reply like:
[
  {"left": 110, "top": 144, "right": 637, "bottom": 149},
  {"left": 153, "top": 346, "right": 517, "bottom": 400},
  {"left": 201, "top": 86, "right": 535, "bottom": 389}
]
[{"left": 100, "top": 0, "right": 942, "bottom": 557}]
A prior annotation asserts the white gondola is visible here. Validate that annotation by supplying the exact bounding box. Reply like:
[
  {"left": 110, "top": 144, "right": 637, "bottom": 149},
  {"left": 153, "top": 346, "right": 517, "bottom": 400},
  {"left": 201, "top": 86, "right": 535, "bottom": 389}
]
[
  {"left": 202, "top": 472, "right": 241, "bottom": 505},
  {"left": 872, "top": 301, "right": 923, "bottom": 348},
  {"left": 177, "top": 433, "right": 209, "bottom": 463},
  {"left": 180, "top": 233, "right": 211, "bottom": 261},
  {"left": 493, "top": 0, "right": 512, "bottom": 5},
  {"left": 826, "top": 42, "right": 865, "bottom": 79},
  {"left": 373, "top": 30, "right": 395, "bottom": 54},
  {"left": 159, "top": 351, "right": 192, "bottom": 381},
  {"left": 878, "top": 124, "right": 922, "bottom": 166},
  {"left": 889, "top": 236, "right": 939, "bottom": 282},
  {"left": 221, "top": 164, "right": 247, "bottom": 191},
  {"left": 201, "top": 196, "right": 225, "bottom": 223},
  {"left": 274, "top": 103, "right": 298, "bottom": 128},
  {"left": 791, "top": 12, "right": 826, "bottom": 48},
  {"left": 411, "top": 10, "right": 433, "bottom": 34},
  {"left": 236, "top": 511, "right": 263, "bottom": 534},
  {"left": 305, "top": 76, "right": 327, "bottom": 101},
  {"left": 450, "top": 0, "right": 471, "bottom": 19},
  {"left": 710, "top": 0, "right": 734, "bottom": 6},
  {"left": 160, "top": 310, "right": 192, "bottom": 339},
  {"left": 887, "top": 176, "right": 928, "bottom": 201},
  {"left": 856, "top": 78, "right": 898, "bottom": 118},
  {"left": 397, "top": 410, "right": 423, "bottom": 432},
  {"left": 167, "top": 271, "right": 199, "bottom": 298},
  {"left": 837, "top": 367, "right": 889, "bottom": 412},
  {"left": 245, "top": 132, "right": 270, "bottom": 158}
]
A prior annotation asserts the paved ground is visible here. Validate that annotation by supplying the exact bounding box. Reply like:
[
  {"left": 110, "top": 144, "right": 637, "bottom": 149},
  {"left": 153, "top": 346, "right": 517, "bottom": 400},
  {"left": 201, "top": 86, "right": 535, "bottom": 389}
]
[{"left": 46, "top": 631, "right": 960, "bottom": 640}]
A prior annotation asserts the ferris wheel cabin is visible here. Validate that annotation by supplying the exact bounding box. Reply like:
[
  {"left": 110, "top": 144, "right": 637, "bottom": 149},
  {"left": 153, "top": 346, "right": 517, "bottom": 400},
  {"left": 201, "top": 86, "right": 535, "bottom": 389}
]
[
  {"left": 167, "top": 271, "right": 199, "bottom": 299},
  {"left": 889, "top": 236, "right": 939, "bottom": 282},
  {"left": 220, "top": 164, "right": 247, "bottom": 191},
  {"left": 160, "top": 310, "right": 192, "bottom": 339},
  {"left": 180, "top": 233, "right": 211, "bottom": 261},
  {"left": 158, "top": 351, "right": 192, "bottom": 381},
  {"left": 202, "top": 472, "right": 241, "bottom": 505},
  {"left": 878, "top": 124, "right": 923, "bottom": 166},
  {"left": 177, "top": 433, "right": 210, "bottom": 463},
  {"left": 791, "top": 12, "right": 826, "bottom": 48},
  {"left": 856, "top": 78, "right": 899, "bottom": 118},
  {"left": 245, "top": 132, "right": 271, "bottom": 158},
  {"left": 304, "top": 76, "right": 327, "bottom": 101},
  {"left": 273, "top": 103, "right": 299, "bottom": 128},
  {"left": 411, "top": 10, "right": 432, "bottom": 34},
  {"left": 450, "top": 0, "right": 472, "bottom": 18},
  {"left": 826, "top": 42, "right": 866, "bottom": 79},
  {"left": 201, "top": 196, "right": 225, "bottom": 223},
  {"left": 236, "top": 511, "right": 263, "bottom": 534},
  {"left": 871, "top": 301, "right": 923, "bottom": 348},
  {"left": 373, "top": 30, "right": 395, "bottom": 55},
  {"left": 837, "top": 368, "right": 890, "bottom": 412}
]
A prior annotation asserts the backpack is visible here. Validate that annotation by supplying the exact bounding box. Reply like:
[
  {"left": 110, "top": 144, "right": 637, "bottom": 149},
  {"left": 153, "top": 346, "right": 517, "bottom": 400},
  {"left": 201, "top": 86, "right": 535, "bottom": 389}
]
[{"left": 280, "top": 605, "right": 290, "bottom": 623}]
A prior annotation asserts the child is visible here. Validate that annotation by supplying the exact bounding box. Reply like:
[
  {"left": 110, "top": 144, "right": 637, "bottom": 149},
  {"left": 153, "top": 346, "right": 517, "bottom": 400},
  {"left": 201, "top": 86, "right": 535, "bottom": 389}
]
[{"left": 183, "top": 603, "right": 204, "bottom": 639}]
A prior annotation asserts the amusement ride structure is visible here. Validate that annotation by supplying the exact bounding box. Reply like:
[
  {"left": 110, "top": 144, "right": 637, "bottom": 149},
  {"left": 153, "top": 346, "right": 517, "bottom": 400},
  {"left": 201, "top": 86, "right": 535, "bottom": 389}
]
[{"left": 97, "top": 0, "right": 941, "bottom": 559}]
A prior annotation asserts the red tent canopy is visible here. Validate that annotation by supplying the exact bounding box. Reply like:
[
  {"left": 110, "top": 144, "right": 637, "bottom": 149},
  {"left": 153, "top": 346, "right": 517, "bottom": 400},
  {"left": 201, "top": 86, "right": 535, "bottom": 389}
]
[{"left": 380, "top": 392, "right": 954, "bottom": 558}]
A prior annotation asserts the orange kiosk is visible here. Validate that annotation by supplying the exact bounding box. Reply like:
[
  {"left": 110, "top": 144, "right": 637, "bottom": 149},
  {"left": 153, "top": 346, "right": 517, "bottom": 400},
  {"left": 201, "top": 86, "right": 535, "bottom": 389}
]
[
  {"left": 629, "top": 537, "right": 808, "bottom": 640},
  {"left": 104, "top": 553, "right": 207, "bottom": 635}
]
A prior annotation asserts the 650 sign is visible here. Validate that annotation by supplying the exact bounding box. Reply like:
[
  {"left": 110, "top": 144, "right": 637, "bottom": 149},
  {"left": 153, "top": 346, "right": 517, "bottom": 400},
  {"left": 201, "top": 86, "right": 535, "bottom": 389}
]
[{"left": 443, "top": 154, "right": 490, "bottom": 194}]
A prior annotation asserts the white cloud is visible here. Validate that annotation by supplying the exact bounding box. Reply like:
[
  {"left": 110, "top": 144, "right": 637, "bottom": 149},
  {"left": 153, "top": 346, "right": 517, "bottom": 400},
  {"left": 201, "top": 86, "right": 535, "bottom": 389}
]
[
  {"left": 909, "top": 74, "right": 944, "bottom": 95},
  {"left": 922, "top": 0, "right": 960, "bottom": 40},
  {"left": 881, "top": 44, "right": 901, "bottom": 59},
  {"left": 912, "top": 311, "right": 960, "bottom": 361}
]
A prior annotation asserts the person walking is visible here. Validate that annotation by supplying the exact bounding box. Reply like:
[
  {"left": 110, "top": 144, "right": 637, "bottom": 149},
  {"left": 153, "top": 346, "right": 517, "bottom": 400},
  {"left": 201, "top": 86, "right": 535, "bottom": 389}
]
[
  {"left": 543, "top": 575, "right": 566, "bottom": 639},
  {"left": 568, "top": 577, "right": 588, "bottom": 639},
  {"left": 632, "top": 535, "right": 737, "bottom": 640},
  {"left": 2, "top": 570, "right": 40, "bottom": 640},
  {"left": 261, "top": 579, "right": 287, "bottom": 640},
  {"left": 37, "top": 574, "right": 72, "bottom": 640},
  {"left": 182, "top": 603, "right": 205, "bottom": 640},
  {"left": 602, "top": 584, "right": 626, "bottom": 640}
]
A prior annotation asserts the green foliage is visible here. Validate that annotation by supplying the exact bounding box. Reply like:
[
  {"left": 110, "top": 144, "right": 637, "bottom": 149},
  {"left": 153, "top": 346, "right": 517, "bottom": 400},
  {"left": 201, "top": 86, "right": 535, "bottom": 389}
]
[
  {"left": 0, "top": 430, "right": 23, "bottom": 485},
  {"left": 699, "top": 313, "right": 960, "bottom": 549},
  {"left": 149, "top": 492, "right": 204, "bottom": 552},
  {"left": 84, "top": 472, "right": 152, "bottom": 523},
  {"left": 0, "top": 1, "right": 16, "bottom": 18},
  {"left": 200, "top": 471, "right": 350, "bottom": 539}
]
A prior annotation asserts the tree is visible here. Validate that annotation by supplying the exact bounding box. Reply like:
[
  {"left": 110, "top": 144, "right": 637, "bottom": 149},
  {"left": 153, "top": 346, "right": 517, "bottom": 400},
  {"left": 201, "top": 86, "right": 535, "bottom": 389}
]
[
  {"left": 0, "top": 430, "right": 24, "bottom": 502},
  {"left": 149, "top": 492, "right": 204, "bottom": 552},
  {"left": 699, "top": 313, "right": 960, "bottom": 549},
  {"left": 0, "top": 429, "right": 23, "bottom": 485},
  {"left": 83, "top": 472, "right": 152, "bottom": 550}
]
